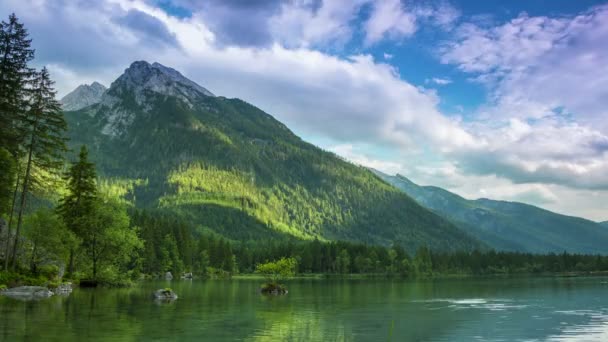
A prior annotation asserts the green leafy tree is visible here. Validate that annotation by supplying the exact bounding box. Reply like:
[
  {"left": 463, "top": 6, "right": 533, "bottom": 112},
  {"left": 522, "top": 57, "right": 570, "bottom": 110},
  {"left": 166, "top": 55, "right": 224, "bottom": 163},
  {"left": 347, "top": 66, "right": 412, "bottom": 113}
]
[
  {"left": 400, "top": 257, "right": 413, "bottom": 277},
  {"left": 199, "top": 250, "right": 210, "bottom": 276},
  {"left": 23, "top": 208, "right": 77, "bottom": 274},
  {"left": 160, "top": 234, "right": 183, "bottom": 276},
  {"left": 387, "top": 248, "right": 398, "bottom": 274},
  {"left": 57, "top": 145, "right": 97, "bottom": 275},
  {"left": 336, "top": 249, "right": 350, "bottom": 274},
  {"left": 82, "top": 198, "right": 142, "bottom": 280},
  {"left": 10, "top": 67, "right": 67, "bottom": 269},
  {"left": 414, "top": 246, "right": 433, "bottom": 277},
  {"left": 255, "top": 257, "right": 298, "bottom": 283}
]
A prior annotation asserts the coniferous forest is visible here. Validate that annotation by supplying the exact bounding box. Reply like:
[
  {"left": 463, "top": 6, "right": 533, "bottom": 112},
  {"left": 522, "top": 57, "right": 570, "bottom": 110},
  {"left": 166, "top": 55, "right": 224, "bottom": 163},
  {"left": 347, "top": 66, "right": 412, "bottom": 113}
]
[{"left": 1, "top": 13, "right": 608, "bottom": 290}]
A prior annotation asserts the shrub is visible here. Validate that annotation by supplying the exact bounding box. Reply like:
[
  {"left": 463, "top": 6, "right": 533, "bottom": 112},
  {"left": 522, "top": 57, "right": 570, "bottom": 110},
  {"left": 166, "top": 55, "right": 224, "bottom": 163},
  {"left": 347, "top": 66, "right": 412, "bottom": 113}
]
[
  {"left": 255, "top": 257, "right": 298, "bottom": 283},
  {"left": 39, "top": 264, "right": 60, "bottom": 279}
]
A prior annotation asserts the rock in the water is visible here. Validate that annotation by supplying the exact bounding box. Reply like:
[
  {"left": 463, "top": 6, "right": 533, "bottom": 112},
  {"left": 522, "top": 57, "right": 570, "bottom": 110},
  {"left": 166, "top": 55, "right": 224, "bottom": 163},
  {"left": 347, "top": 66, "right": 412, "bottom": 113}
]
[
  {"left": 1, "top": 286, "right": 54, "bottom": 300},
  {"left": 52, "top": 283, "right": 73, "bottom": 295},
  {"left": 260, "top": 283, "right": 288, "bottom": 295},
  {"left": 165, "top": 271, "right": 173, "bottom": 280},
  {"left": 153, "top": 289, "right": 178, "bottom": 300},
  {"left": 181, "top": 272, "right": 193, "bottom": 279}
]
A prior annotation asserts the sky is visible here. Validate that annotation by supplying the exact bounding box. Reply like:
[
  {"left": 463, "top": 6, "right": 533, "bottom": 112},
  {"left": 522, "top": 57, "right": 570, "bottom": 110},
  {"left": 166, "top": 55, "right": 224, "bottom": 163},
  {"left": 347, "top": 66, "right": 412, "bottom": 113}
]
[{"left": 1, "top": 0, "right": 607, "bottom": 221}]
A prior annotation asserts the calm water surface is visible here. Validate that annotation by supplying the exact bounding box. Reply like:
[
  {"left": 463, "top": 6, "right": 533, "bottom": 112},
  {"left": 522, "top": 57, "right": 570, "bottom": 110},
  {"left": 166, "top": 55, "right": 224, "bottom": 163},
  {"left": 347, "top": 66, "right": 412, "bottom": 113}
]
[{"left": 1, "top": 277, "right": 607, "bottom": 341}]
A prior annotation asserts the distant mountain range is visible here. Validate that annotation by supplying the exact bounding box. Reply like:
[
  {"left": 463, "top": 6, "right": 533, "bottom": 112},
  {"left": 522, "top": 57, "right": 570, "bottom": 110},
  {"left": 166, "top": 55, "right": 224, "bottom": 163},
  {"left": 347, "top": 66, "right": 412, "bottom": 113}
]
[
  {"left": 60, "top": 61, "right": 481, "bottom": 252},
  {"left": 374, "top": 170, "right": 608, "bottom": 254}
]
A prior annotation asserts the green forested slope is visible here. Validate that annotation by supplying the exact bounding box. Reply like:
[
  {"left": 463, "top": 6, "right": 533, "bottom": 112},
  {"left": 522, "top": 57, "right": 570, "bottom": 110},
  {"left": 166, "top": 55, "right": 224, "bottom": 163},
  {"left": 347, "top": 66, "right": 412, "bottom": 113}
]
[
  {"left": 375, "top": 171, "right": 608, "bottom": 254},
  {"left": 64, "top": 61, "right": 481, "bottom": 252}
]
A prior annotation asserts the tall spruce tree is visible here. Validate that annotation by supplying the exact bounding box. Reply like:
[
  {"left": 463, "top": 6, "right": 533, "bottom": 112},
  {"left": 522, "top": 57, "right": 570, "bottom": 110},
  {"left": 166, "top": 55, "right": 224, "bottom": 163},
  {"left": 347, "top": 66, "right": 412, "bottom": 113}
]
[
  {"left": 58, "top": 145, "right": 97, "bottom": 275},
  {"left": 0, "top": 13, "right": 34, "bottom": 270},
  {"left": 0, "top": 13, "right": 34, "bottom": 154},
  {"left": 10, "top": 67, "right": 67, "bottom": 269}
]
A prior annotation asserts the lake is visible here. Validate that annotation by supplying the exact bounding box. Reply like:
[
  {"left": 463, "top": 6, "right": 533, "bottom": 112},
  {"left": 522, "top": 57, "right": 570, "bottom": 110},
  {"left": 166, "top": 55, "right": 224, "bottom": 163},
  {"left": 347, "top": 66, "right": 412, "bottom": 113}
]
[{"left": 1, "top": 277, "right": 607, "bottom": 341}]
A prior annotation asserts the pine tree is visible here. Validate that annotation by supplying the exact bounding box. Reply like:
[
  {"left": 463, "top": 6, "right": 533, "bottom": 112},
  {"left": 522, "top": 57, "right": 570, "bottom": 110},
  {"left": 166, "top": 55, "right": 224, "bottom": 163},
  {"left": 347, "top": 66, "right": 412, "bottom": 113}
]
[
  {"left": 0, "top": 13, "right": 34, "bottom": 155},
  {"left": 10, "top": 67, "right": 67, "bottom": 269},
  {"left": 0, "top": 13, "right": 35, "bottom": 270},
  {"left": 57, "top": 145, "right": 97, "bottom": 275}
]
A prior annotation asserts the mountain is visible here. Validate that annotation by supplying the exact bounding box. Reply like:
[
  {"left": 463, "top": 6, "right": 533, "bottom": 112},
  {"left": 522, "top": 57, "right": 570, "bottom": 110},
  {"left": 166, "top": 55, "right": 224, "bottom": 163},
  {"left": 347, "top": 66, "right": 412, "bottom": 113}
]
[
  {"left": 374, "top": 170, "right": 608, "bottom": 254},
  {"left": 60, "top": 81, "right": 107, "bottom": 111},
  {"left": 63, "top": 61, "right": 481, "bottom": 252}
]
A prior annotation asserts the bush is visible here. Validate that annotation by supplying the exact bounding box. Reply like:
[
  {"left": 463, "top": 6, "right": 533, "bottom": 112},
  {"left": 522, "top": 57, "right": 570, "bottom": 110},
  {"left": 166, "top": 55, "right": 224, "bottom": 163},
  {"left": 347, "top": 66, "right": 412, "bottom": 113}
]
[
  {"left": 39, "top": 264, "right": 60, "bottom": 279},
  {"left": 0, "top": 284, "right": 7, "bottom": 291},
  {"left": 47, "top": 280, "right": 60, "bottom": 289},
  {"left": 0, "top": 271, "right": 48, "bottom": 287},
  {"left": 255, "top": 257, "right": 298, "bottom": 283}
]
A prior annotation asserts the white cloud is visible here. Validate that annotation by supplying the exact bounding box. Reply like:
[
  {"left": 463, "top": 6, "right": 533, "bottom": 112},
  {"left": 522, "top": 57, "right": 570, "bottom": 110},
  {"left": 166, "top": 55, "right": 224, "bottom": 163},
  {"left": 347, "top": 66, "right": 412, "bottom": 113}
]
[
  {"left": 427, "top": 77, "right": 452, "bottom": 85},
  {"left": 328, "top": 144, "right": 405, "bottom": 175},
  {"left": 438, "top": 4, "right": 608, "bottom": 191},
  {"left": 383, "top": 52, "right": 393, "bottom": 60},
  {"left": 269, "top": 0, "right": 367, "bottom": 48},
  {"left": 363, "top": 0, "right": 417, "bottom": 46}
]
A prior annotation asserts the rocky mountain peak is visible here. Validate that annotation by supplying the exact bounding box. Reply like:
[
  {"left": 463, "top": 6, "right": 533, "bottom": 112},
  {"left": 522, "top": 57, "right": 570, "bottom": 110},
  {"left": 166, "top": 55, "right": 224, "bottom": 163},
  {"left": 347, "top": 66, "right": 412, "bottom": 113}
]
[
  {"left": 106, "top": 61, "right": 214, "bottom": 103},
  {"left": 60, "top": 81, "right": 107, "bottom": 111}
]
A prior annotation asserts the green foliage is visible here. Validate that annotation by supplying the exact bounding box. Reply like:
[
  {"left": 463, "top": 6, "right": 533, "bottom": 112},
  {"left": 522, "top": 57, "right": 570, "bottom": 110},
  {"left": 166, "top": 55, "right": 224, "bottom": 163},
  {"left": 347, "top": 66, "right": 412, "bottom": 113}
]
[
  {"left": 10, "top": 66, "right": 68, "bottom": 269},
  {"left": 160, "top": 234, "right": 183, "bottom": 275},
  {"left": 0, "top": 147, "right": 15, "bottom": 216},
  {"left": 65, "top": 90, "right": 481, "bottom": 253},
  {"left": 23, "top": 208, "right": 76, "bottom": 274},
  {"left": 0, "top": 270, "right": 48, "bottom": 287},
  {"left": 0, "top": 13, "right": 35, "bottom": 154},
  {"left": 81, "top": 198, "right": 143, "bottom": 280},
  {"left": 255, "top": 257, "right": 298, "bottom": 283},
  {"left": 58, "top": 145, "right": 97, "bottom": 236}
]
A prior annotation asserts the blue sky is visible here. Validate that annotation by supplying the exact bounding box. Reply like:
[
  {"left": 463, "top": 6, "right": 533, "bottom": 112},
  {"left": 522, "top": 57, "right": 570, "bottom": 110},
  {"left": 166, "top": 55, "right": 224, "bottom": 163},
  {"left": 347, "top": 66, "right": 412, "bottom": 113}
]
[{"left": 1, "top": 0, "right": 607, "bottom": 220}]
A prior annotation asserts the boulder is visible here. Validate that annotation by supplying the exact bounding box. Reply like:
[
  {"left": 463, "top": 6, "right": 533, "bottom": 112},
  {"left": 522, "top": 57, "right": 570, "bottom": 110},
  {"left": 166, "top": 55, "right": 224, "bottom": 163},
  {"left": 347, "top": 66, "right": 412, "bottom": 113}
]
[
  {"left": 52, "top": 283, "right": 73, "bottom": 295},
  {"left": 181, "top": 272, "right": 193, "bottom": 279},
  {"left": 260, "top": 283, "right": 288, "bottom": 295},
  {"left": 153, "top": 288, "right": 178, "bottom": 300},
  {"left": 165, "top": 271, "right": 173, "bottom": 280},
  {"left": 1, "top": 286, "right": 54, "bottom": 300}
]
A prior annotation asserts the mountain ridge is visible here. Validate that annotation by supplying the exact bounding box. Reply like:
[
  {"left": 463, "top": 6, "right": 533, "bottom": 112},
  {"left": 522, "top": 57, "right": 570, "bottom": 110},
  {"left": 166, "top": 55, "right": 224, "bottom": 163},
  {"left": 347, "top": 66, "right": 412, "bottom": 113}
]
[
  {"left": 63, "top": 61, "right": 482, "bottom": 252},
  {"left": 374, "top": 170, "right": 608, "bottom": 254}
]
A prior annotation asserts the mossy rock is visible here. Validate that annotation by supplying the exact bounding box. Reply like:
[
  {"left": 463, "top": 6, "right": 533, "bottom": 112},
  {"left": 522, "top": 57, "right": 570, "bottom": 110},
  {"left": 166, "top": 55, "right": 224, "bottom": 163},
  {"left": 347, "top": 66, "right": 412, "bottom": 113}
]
[
  {"left": 154, "top": 288, "right": 178, "bottom": 300},
  {"left": 260, "top": 283, "right": 288, "bottom": 295}
]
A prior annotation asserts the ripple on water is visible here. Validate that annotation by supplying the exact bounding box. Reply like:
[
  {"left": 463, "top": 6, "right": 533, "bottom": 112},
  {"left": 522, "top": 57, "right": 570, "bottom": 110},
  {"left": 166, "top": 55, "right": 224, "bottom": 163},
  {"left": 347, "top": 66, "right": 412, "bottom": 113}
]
[
  {"left": 541, "top": 309, "right": 608, "bottom": 342},
  {"left": 414, "top": 298, "right": 528, "bottom": 311}
]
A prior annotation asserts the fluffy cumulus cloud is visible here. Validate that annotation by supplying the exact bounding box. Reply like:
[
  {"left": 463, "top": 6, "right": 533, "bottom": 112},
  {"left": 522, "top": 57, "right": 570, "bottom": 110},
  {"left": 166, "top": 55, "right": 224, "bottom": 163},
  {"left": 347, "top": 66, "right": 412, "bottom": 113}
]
[
  {"left": 439, "top": 4, "right": 608, "bottom": 195},
  {"left": 1, "top": 0, "right": 607, "bottom": 219}
]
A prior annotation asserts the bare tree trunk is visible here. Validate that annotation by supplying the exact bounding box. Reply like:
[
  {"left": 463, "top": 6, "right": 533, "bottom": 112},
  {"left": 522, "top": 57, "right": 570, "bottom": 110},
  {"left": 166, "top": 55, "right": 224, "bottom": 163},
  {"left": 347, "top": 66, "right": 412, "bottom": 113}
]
[
  {"left": 29, "top": 242, "right": 37, "bottom": 274},
  {"left": 10, "top": 133, "right": 34, "bottom": 270},
  {"left": 3, "top": 170, "right": 20, "bottom": 271},
  {"left": 68, "top": 248, "right": 74, "bottom": 277}
]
